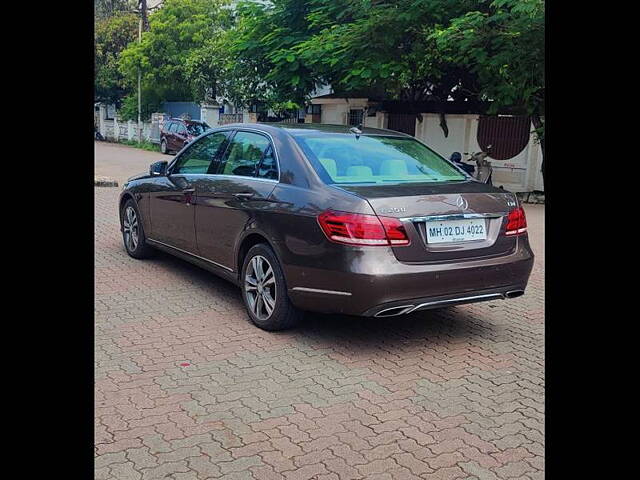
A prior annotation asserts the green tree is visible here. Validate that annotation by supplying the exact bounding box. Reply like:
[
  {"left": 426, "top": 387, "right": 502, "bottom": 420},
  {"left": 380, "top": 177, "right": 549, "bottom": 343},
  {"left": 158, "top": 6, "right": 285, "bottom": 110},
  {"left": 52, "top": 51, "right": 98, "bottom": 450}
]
[
  {"left": 230, "top": 0, "right": 319, "bottom": 108},
  {"left": 95, "top": 12, "right": 139, "bottom": 106},
  {"left": 118, "top": 91, "right": 162, "bottom": 121},
  {"left": 119, "top": 0, "right": 233, "bottom": 116}
]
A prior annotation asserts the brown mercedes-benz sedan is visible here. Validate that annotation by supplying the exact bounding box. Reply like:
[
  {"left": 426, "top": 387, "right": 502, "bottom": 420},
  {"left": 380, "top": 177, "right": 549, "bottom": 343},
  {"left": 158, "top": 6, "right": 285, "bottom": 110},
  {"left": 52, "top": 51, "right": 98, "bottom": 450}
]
[{"left": 119, "top": 123, "right": 533, "bottom": 330}]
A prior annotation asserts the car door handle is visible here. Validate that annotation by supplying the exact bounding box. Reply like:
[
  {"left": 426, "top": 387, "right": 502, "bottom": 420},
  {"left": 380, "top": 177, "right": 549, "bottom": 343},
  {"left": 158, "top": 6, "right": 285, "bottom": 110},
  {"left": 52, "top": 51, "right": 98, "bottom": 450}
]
[
  {"left": 182, "top": 188, "right": 196, "bottom": 205},
  {"left": 233, "top": 192, "right": 254, "bottom": 199}
]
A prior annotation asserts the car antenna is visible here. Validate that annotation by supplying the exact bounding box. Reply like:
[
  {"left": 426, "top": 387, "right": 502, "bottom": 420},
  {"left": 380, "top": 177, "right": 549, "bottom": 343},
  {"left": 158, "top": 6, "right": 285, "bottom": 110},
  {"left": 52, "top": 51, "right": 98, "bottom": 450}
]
[{"left": 350, "top": 107, "right": 367, "bottom": 138}]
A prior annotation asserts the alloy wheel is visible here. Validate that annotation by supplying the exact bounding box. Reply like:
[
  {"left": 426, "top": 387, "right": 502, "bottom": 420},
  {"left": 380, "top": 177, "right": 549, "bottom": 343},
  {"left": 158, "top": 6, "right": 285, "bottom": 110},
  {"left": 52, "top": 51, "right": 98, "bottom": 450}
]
[
  {"left": 244, "top": 255, "right": 276, "bottom": 321},
  {"left": 123, "top": 206, "right": 139, "bottom": 252}
]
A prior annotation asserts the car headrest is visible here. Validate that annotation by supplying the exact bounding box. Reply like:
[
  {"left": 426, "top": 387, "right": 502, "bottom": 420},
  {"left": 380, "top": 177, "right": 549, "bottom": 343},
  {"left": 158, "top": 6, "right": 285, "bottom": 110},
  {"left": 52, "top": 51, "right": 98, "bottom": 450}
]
[
  {"left": 346, "top": 165, "right": 373, "bottom": 177},
  {"left": 319, "top": 157, "right": 337, "bottom": 178},
  {"left": 379, "top": 159, "right": 409, "bottom": 176}
]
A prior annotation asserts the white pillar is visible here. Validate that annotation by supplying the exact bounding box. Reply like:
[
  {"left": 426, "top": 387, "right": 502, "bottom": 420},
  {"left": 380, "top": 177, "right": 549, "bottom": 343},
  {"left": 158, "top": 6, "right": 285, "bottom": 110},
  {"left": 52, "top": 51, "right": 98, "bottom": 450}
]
[
  {"left": 113, "top": 115, "right": 119, "bottom": 141},
  {"left": 375, "top": 111, "right": 388, "bottom": 129},
  {"left": 99, "top": 104, "right": 107, "bottom": 138},
  {"left": 200, "top": 104, "right": 221, "bottom": 126},
  {"left": 128, "top": 120, "right": 134, "bottom": 140},
  {"left": 525, "top": 122, "right": 544, "bottom": 192}
]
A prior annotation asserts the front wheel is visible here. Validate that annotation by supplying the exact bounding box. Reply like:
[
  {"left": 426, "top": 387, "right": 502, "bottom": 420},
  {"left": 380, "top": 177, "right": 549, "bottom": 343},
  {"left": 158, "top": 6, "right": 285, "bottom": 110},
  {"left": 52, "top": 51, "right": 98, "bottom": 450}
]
[
  {"left": 121, "top": 199, "right": 153, "bottom": 259},
  {"left": 160, "top": 139, "right": 169, "bottom": 154},
  {"left": 241, "top": 244, "right": 302, "bottom": 331}
]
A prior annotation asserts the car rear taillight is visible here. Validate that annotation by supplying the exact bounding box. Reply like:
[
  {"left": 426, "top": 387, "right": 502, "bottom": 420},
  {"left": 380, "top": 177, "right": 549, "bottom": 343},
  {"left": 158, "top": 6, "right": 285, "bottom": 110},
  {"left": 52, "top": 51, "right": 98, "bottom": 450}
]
[
  {"left": 505, "top": 207, "right": 527, "bottom": 236},
  {"left": 317, "top": 210, "right": 410, "bottom": 246}
]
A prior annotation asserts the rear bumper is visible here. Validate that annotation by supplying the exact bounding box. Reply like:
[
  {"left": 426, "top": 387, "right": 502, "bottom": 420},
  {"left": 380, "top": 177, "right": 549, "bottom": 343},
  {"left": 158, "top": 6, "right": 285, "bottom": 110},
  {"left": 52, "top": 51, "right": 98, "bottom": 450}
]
[
  {"left": 285, "top": 237, "right": 534, "bottom": 316},
  {"left": 363, "top": 285, "right": 526, "bottom": 317}
]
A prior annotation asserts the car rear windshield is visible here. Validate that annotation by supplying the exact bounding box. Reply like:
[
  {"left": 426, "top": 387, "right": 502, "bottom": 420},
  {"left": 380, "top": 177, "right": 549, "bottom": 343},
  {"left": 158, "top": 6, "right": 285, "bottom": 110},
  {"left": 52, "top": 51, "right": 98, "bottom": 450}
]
[
  {"left": 293, "top": 133, "right": 467, "bottom": 184},
  {"left": 187, "top": 123, "right": 209, "bottom": 136}
]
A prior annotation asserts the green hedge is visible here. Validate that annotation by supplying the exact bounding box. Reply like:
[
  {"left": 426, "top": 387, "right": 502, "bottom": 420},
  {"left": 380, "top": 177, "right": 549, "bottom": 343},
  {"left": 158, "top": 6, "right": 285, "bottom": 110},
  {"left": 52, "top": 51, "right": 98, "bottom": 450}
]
[{"left": 117, "top": 139, "right": 160, "bottom": 152}]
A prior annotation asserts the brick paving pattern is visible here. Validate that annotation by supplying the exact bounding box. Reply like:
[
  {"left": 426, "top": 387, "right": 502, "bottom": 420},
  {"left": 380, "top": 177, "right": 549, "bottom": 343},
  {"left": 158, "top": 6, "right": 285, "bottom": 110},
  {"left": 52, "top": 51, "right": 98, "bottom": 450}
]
[{"left": 95, "top": 181, "right": 544, "bottom": 479}]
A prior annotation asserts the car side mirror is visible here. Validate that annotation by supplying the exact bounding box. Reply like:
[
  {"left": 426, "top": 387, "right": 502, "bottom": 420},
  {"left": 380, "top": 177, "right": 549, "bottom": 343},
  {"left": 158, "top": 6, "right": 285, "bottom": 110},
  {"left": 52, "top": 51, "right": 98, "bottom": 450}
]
[{"left": 150, "top": 161, "right": 168, "bottom": 176}]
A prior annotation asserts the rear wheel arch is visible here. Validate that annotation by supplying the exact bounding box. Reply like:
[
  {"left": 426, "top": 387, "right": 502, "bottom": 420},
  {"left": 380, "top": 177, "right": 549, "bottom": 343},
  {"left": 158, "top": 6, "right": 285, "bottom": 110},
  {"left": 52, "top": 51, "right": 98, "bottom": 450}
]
[{"left": 236, "top": 231, "right": 282, "bottom": 281}]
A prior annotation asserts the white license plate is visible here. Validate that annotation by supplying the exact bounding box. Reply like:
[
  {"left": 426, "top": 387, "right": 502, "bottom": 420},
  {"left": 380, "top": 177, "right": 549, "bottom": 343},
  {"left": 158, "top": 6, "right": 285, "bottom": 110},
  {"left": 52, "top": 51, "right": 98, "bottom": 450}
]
[{"left": 425, "top": 218, "right": 487, "bottom": 244}]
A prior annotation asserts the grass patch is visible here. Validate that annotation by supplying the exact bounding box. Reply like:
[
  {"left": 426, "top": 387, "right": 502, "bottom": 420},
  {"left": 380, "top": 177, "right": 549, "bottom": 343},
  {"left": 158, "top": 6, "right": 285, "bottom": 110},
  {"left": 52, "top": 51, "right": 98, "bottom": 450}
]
[{"left": 117, "top": 139, "right": 160, "bottom": 152}]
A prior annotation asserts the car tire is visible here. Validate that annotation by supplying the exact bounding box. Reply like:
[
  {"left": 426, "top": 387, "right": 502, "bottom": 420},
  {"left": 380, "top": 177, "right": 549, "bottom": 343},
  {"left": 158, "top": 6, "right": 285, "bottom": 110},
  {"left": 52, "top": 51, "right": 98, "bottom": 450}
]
[
  {"left": 241, "top": 243, "right": 302, "bottom": 331},
  {"left": 160, "top": 139, "right": 169, "bottom": 154},
  {"left": 121, "top": 199, "right": 153, "bottom": 259}
]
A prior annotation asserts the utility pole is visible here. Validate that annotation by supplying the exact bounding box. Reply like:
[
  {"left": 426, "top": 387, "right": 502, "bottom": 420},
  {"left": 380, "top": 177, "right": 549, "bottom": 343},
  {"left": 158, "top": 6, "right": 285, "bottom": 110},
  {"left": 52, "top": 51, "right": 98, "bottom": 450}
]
[
  {"left": 137, "top": 15, "right": 142, "bottom": 142},
  {"left": 140, "top": 0, "right": 149, "bottom": 30},
  {"left": 137, "top": 0, "right": 148, "bottom": 143}
]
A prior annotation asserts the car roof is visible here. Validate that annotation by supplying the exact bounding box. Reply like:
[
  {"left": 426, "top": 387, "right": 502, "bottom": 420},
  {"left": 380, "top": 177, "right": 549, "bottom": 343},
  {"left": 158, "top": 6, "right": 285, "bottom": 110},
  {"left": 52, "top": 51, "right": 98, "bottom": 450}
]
[{"left": 221, "top": 122, "right": 412, "bottom": 137}]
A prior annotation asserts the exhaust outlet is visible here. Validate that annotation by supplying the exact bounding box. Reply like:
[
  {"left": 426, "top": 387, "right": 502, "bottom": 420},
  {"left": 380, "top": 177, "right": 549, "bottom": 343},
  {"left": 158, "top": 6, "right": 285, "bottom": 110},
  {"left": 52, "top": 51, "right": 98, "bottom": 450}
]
[
  {"left": 374, "top": 305, "right": 415, "bottom": 318},
  {"left": 504, "top": 290, "right": 525, "bottom": 299}
]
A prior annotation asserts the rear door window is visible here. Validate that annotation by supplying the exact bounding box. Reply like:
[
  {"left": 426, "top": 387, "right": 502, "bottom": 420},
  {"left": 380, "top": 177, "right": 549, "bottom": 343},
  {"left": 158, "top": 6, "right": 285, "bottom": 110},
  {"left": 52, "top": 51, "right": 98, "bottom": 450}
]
[{"left": 219, "top": 131, "right": 276, "bottom": 179}]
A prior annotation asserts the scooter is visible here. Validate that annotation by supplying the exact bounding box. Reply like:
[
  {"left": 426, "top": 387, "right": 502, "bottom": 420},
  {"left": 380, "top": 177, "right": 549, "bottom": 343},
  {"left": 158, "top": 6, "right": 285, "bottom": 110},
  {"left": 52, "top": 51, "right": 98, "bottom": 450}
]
[
  {"left": 449, "top": 152, "right": 475, "bottom": 176},
  {"left": 450, "top": 149, "right": 493, "bottom": 185},
  {"left": 462, "top": 145, "right": 493, "bottom": 185},
  {"left": 95, "top": 126, "right": 105, "bottom": 141}
]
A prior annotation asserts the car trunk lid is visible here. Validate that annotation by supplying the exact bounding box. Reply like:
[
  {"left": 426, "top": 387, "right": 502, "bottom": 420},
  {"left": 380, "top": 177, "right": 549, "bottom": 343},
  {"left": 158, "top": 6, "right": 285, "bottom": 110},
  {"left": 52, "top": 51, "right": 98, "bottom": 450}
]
[{"left": 334, "top": 180, "right": 519, "bottom": 263}]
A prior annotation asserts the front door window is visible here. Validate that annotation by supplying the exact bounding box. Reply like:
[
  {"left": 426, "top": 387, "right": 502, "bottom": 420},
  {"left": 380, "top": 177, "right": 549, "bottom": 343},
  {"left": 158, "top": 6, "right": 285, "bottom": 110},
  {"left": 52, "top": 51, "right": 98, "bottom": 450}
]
[{"left": 172, "top": 132, "right": 229, "bottom": 174}]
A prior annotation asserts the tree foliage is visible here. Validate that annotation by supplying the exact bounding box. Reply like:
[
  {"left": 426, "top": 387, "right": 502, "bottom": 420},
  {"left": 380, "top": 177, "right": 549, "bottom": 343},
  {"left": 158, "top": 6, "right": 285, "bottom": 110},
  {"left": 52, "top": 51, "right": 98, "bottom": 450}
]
[
  {"left": 119, "top": 0, "right": 233, "bottom": 113},
  {"left": 231, "top": 1, "right": 488, "bottom": 105},
  {"left": 230, "top": 0, "right": 543, "bottom": 114},
  {"left": 432, "top": 0, "right": 544, "bottom": 116},
  {"left": 95, "top": 12, "right": 139, "bottom": 105},
  {"left": 230, "top": 1, "right": 320, "bottom": 107}
]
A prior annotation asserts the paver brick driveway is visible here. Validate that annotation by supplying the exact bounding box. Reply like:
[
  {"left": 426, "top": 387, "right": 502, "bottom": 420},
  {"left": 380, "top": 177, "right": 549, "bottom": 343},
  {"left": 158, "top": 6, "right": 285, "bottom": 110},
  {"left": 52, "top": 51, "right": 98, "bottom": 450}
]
[{"left": 95, "top": 145, "right": 544, "bottom": 480}]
